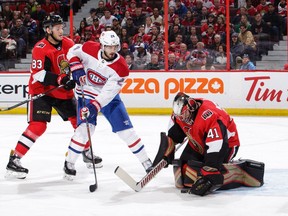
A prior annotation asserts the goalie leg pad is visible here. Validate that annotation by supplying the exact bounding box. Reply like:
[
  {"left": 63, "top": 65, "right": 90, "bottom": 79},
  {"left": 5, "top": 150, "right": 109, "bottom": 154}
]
[
  {"left": 220, "top": 159, "right": 265, "bottom": 190},
  {"left": 172, "top": 159, "right": 203, "bottom": 188}
]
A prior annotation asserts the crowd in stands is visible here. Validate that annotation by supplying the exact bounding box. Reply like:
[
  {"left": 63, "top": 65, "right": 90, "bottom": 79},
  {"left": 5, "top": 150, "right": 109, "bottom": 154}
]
[{"left": 0, "top": 0, "right": 287, "bottom": 71}]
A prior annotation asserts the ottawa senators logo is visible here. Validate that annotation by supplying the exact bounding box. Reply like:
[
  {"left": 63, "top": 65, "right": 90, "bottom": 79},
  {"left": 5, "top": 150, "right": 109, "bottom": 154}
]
[{"left": 59, "top": 60, "right": 70, "bottom": 74}]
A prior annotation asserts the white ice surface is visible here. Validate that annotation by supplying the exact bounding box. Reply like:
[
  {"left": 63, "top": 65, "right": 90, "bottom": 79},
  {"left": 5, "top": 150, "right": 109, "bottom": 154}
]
[{"left": 0, "top": 115, "right": 288, "bottom": 216}]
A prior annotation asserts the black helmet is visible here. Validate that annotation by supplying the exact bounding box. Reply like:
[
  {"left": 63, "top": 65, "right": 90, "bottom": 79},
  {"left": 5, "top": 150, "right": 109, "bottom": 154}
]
[{"left": 43, "top": 15, "right": 64, "bottom": 28}]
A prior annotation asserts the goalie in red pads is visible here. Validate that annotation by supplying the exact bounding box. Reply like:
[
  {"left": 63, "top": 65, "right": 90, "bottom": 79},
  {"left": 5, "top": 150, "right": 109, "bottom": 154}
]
[{"left": 153, "top": 92, "right": 264, "bottom": 196}]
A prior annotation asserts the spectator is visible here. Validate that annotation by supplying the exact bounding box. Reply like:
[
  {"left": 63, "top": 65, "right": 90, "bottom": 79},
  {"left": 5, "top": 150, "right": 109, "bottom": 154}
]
[
  {"left": 119, "top": 42, "right": 132, "bottom": 57},
  {"left": 133, "top": 8, "right": 145, "bottom": 29},
  {"left": 119, "top": 27, "right": 131, "bottom": 45},
  {"left": 31, "top": 4, "right": 47, "bottom": 39},
  {"left": 23, "top": 12, "right": 38, "bottom": 49},
  {"left": 174, "top": 0, "right": 188, "bottom": 19},
  {"left": 149, "top": 34, "right": 165, "bottom": 63},
  {"left": 95, "top": 1, "right": 106, "bottom": 19},
  {"left": 201, "top": 24, "right": 216, "bottom": 50},
  {"left": 127, "top": 0, "right": 137, "bottom": 17},
  {"left": 186, "top": 34, "right": 200, "bottom": 51},
  {"left": 0, "top": 28, "right": 17, "bottom": 59},
  {"left": 121, "top": 11, "right": 132, "bottom": 27},
  {"left": 123, "top": 16, "right": 137, "bottom": 39},
  {"left": 77, "top": 19, "right": 89, "bottom": 38},
  {"left": 238, "top": 23, "right": 257, "bottom": 63},
  {"left": 10, "top": 19, "right": 28, "bottom": 59},
  {"left": 41, "top": 0, "right": 59, "bottom": 16},
  {"left": 133, "top": 42, "right": 151, "bottom": 70},
  {"left": 256, "top": 0, "right": 269, "bottom": 16},
  {"left": 213, "top": 43, "right": 227, "bottom": 69},
  {"left": 195, "top": 6, "right": 209, "bottom": 26},
  {"left": 27, "top": 0, "right": 38, "bottom": 13},
  {"left": 105, "top": 0, "right": 119, "bottom": 12},
  {"left": 239, "top": 53, "right": 256, "bottom": 70},
  {"left": 181, "top": 9, "right": 196, "bottom": 34},
  {"left": 1, "top": 3, "right": 14, "bottom": 23},
  {"left": 234, "top": 14, "right": 252, "bottom": 33},
  {"left": 92, "top": 18, "right": 105, "bottom": 37},
  {"left": 144, "top": 53, "right": 164, "bottom": 70},
  {"left": 86, "top": 8, "right": 97, "bottom": 25},
  {"left": 230, "top": 32, "right": 245, "bottom": 69},
  {"left": 186, "top": 42, "right": 209, "bottom": 70},
  {"left": 168, "top": 52, "right": 185, "bottom": 70},
  {"left": 251, "top": 12, "right": 271, "bottom": 56},
  {"left": 144, "top": 16, "right": 153, "bottom": 34},
  {"left": 169, "top": 33, "right": 184, "bottom": 53},
  {"left": 125, "top": 53, "right": 139, "bottom": 70},
  {"left": 99, "top": 8, "right": 117, "bottom": 27},
  {"left": 278, "top": 0, "right": 287, "bottom": 35},
  {"left": 263, "top": 3, "right": 283, "bottom": 42},
  {"left": 150, "top": 8, "right": 163, "bottom": 25},
  {"left": 176, "top": 43, "right": 191, "bottom": 67},
  {"left": 141, "top": 0, "right": 153, "bottom": 17}
]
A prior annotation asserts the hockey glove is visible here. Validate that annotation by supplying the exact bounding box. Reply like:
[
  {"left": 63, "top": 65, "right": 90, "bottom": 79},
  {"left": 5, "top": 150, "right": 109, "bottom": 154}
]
[
  {"left": 152, "top": 132, "right": 175, "bottom": 168},
  {"left": 189, "top": 166, "right": 224, "bottom": 196},
  {"left": 80, "top": 100, "right": 101, "bottom": 121},
  {"left": 57, "top": 74, "right": 76, "bottom": 90},
  {"left": 72, "top": 69, "right": 86, "bottom": 86}
]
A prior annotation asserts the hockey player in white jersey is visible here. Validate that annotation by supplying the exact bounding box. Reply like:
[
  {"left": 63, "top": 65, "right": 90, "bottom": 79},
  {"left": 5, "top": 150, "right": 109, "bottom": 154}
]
[{"left": 64, "top": 30, "right": 152, "bottom": 179}]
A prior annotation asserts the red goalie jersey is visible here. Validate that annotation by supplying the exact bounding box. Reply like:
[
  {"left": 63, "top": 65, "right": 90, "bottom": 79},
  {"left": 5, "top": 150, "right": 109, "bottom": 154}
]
[
  {"left": 168, "top": 98, "right": 240, "bottom": 168},
  {"left": 28, "top": 37, "right": 75, "bottom": 99}
]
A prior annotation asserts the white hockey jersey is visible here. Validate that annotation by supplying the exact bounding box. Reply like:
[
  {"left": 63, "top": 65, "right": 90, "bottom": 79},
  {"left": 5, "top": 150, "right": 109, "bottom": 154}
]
[{"left": 67, "top": 41, "right": 129, "bottom": 108}]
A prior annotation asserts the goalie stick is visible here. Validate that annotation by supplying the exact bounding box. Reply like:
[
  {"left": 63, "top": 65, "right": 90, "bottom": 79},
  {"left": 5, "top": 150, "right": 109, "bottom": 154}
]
[
  {"left": 0, "top": 85, "right": 64, "bottom": 112},
  {"left": 114, "top": 138, "right": 187, "bottom": 192}
]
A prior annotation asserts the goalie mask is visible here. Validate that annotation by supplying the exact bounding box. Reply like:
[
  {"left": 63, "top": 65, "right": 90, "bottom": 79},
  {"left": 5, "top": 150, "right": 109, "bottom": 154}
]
[{"left": 172, "top": 92, "right": 199, "bottom": 125}]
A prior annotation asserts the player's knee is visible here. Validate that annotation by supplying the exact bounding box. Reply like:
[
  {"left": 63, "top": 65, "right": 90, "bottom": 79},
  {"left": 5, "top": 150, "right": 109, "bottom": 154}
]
[{"left": 27, "top": 121, "right": 47, "bottom": 137}]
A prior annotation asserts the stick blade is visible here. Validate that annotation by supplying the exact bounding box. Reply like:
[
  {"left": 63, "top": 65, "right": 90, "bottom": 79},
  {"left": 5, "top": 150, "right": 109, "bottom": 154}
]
[
  {"left": 114, "top": 166, "right": 141, "bottom": 192},
  {"left": 89, "top": 184, "right": 97, "bottom": 192}
]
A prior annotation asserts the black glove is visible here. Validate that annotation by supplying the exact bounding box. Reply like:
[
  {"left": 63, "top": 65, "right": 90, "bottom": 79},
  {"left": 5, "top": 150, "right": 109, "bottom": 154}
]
[
  {"left": 57, "top": 74, "right": 75, "bottom": 90},
  {"left": 152, "top": 132, "right": 175, "bottom": 167},
  {"left": 189, "top": 166, "right": 224, "bottom": 196}
]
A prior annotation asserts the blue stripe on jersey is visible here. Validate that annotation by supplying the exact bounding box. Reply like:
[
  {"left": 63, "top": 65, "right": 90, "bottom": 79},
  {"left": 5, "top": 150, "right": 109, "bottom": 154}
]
[
  {"left": 68, "top": 146, "right": 82, "bottom": 154},
  {"left": 133, "top": 145, "right": 144, "bottom": 154}
]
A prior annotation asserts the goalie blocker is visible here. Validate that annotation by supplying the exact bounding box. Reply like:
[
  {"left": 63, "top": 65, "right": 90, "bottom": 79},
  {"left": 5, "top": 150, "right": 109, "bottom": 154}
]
[{"left": 153, "top": 132, "right": 265, "bottom": 195}]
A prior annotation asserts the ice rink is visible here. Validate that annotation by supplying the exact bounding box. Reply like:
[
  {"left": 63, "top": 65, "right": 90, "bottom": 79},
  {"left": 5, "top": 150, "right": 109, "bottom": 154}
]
[{"left": 0, "top": 114, "right": 288, "bottom": 216}]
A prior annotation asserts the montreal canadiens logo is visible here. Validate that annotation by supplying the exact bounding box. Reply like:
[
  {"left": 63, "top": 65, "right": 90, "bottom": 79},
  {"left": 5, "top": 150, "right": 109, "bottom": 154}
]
[{"left": 87, "top": 70, "right": 107, "bottom": 85}]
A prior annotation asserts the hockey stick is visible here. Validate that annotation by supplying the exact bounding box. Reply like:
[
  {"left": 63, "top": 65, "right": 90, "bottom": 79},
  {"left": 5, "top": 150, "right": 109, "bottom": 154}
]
[
  {"left": 114, "top": 138, "right": 187, "bottom": 192},
  {"left": 0, "top": 85, "right": 64, "bottom": 112},
  {"left": 80, "top": 84, "right": 98, "bottom": 192}
]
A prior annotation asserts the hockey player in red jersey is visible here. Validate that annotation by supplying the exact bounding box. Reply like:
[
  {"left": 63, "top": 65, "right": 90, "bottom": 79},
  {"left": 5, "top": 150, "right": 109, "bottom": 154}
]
[
  {"left": 5, "top": 15, "right": 102, "bottom": 179},
  {"left": 153, "top": 92, "right": 264, "bottom": 196},
  {"left": 64, "top": 30, "right": 153, "bottom": 179}
]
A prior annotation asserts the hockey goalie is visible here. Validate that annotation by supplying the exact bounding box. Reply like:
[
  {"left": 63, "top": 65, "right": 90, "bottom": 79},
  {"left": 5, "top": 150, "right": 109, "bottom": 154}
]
[{"left": 152, "top": 92, "right": 265, "bottom": 196}]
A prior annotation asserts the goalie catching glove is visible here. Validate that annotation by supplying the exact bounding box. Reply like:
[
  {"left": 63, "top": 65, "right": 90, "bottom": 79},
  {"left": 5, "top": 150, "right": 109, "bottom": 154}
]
[
  {"left": 80, "top": 100, "right": 101, "bottom": 121},
  {"left": 188, "top": 166, "right": 224, "bottom": 196}
]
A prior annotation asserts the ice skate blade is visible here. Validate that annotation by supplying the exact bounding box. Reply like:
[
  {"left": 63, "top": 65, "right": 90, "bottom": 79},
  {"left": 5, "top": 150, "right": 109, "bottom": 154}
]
[
  {"left": 86, "top": 162, "right": 103, "bottom": 169},
  {"left": 5, "top": 170, "right": 27, "bottom": 179},
  {"left": 63, "top": 173, "right": 75, "bottom": 181}
]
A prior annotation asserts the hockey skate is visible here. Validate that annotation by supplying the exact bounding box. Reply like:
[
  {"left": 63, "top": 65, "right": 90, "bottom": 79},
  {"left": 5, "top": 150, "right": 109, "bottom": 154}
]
[
  {"left": 5, "top": 150, "right": 29, "bottom": 179},
  {"left": 142, "top": 158, "right": 153, "bottom": 173},
  {"left": 82, "top": 149, "right": 103, "bottom": 169},
  {"left": 63, "top": 161, "right": 76, "bottom": 181}
]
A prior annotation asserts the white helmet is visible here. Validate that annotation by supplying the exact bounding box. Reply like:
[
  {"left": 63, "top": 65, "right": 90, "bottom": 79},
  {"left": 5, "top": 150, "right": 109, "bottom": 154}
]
[{"left": 99, "top": 30, "right": 120, "bottom": 51}]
